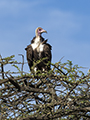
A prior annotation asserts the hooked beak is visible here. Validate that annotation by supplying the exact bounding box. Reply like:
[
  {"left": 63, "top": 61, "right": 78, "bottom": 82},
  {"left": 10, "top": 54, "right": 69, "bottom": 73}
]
[{"left": 41, "top": 29, "right": 47, "bottom": 34}]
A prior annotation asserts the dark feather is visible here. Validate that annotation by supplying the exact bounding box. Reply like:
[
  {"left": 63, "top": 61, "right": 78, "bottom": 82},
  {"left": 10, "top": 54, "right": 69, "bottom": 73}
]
[
  {"left": 31, "top": 36, "right": 44, "bottom": 44},
  {"left": 42, "top": 43, "right": 52, "bottom": 70},
  {"left": 25, "top": 45, "right": 33, "bottom": 70}
]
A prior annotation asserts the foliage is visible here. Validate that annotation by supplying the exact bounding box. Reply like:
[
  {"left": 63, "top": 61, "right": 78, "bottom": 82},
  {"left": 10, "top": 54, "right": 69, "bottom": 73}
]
[{"left": 0, "top": 55, "right": 90, "bottom": 120}]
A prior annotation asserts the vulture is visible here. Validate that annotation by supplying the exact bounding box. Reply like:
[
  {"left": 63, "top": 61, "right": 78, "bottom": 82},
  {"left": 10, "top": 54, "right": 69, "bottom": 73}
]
[{"left": 25, "top": 27, "right": 52, "bottom": 72}]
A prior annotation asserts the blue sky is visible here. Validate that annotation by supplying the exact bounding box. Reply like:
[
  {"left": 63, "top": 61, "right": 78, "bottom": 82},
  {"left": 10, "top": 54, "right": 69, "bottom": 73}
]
[{"left": 0, "top": 0, "right": 90, "bottom": 73}]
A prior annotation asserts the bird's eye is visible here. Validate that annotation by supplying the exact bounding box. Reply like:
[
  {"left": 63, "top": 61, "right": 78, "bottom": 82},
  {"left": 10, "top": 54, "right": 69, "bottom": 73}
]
[{"left": 39, "top": 29, "right": 41, "bottom": 31}]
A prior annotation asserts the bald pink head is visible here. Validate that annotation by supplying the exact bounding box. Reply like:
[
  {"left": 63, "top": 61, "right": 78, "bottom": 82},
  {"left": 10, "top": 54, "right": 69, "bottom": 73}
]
[{"left": 35, "top": 27, "right": 47, "bottom": 37}]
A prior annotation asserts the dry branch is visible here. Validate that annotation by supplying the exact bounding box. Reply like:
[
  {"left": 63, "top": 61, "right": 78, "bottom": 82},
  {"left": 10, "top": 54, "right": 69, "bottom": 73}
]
[{"left": 0, "top": 56, "right": 90, "bottom": 120}]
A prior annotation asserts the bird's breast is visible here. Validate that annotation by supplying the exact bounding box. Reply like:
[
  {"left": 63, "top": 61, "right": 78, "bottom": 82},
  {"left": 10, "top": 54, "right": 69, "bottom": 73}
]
[
  {"left": 31, "top": 37, "right": 41, "bottom": 50},
  {"left": 39, "top": 44, "right": 44, "bottom": 52},
  {"left": 31, "top": 42, "right": 44, "bottom": 52},
  {"left": 38, "top": 44, "right": 44, "bottom": 58},
  {"left": 31, "top": 43, "right": 38, "bottom": 50}
]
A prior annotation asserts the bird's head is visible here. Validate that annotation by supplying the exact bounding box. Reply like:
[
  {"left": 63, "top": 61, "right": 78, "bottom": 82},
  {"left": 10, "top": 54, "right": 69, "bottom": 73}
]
[{"left": 35, "top": 27, "right": 47, "bottom": 37}]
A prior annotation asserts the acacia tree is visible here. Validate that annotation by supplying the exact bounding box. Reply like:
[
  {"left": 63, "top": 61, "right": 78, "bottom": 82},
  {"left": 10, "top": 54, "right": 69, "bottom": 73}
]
[{"left": 0, "top": 55, "right": 90, "bottom": 120}]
